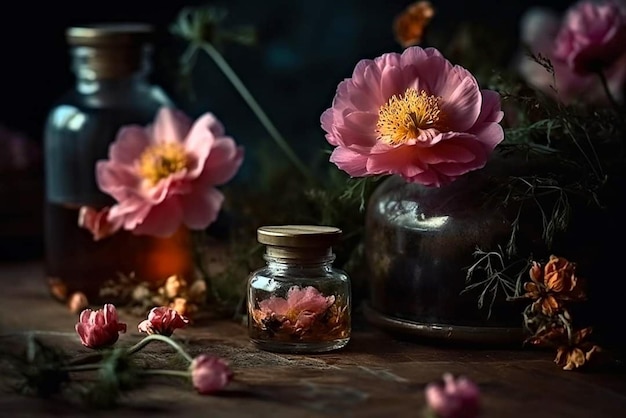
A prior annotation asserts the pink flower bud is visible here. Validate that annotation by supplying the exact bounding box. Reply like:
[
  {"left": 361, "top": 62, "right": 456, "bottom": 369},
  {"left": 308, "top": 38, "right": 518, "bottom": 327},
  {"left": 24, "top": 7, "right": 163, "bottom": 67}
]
[
  {"left": 75, "top": 304, "right": 127, "bottom": 349},
  {"left": 190, "top": 355, "right": 233, "bottom": 395},
  {"left": 425, "top": 373, "right": 481, "bottom": 418},
  {"left": 138, "top": 306, "right": 189, "bottom": 336}
]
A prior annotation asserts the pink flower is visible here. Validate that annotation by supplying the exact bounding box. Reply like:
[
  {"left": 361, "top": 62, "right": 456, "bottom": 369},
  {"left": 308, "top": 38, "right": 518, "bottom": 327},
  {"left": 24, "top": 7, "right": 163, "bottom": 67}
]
[
  {"left": 517, "top": 4, "right": 626, "bottom": 104},
  {"left": 425, "top": 374, "right": 481, "bottom": 418},
  {"left": 77, "top": 206, "right": 123, "bottom": 241},
  {"left": 138, "top": 306, "right": 189, "bottom": 336},
  {"left": 96, "top": 107, "right": 244, "bottom": 238},
  {"left": 554, "top": 0, "right": 626, "bottom": 75},
  {"left": 75, "top": 304, "right": 127, "bottom": 349},
  {"left": 190, "top": 354, "right": 233, "bottom": 395},
  {"left": 320, "top": 46, "right": 504, "bottom": 187},
  {"left": 258, "top": 286, "right": 335, "bottom": 334}
]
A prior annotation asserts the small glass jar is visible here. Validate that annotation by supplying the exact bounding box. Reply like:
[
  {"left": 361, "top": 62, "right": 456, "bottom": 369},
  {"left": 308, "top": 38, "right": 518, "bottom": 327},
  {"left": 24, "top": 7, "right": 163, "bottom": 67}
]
[{"left": 247, "top": 225, "right": 351, "bottom": 353}]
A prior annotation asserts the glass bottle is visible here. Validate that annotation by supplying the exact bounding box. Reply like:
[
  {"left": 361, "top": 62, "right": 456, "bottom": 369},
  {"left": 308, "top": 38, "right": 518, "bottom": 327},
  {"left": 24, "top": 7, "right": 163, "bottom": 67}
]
[
  {"left": 247, "top": 225, "right": 351, "bottom": 353},
  {"left": 44, "top": 24, "right": 193, "bottom": 304}
]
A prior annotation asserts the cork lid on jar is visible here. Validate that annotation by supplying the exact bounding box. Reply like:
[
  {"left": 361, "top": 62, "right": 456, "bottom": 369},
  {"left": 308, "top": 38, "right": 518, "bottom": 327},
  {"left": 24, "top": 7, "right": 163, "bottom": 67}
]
[
  {"left": 66, "top": 23, "right": 153, "bottom": 47},
  {"left": 257, "top": 225, "right": 342, "bottom": 260},
  {"left": 66, "top": 23, "right": 153, "bottom": 79}
]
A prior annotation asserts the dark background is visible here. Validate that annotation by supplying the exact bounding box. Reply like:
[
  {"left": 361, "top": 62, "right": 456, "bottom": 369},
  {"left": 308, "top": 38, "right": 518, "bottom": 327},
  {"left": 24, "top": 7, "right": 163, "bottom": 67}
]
[{"left": 0, "top": 0, "right": 572, "bottom": 148}]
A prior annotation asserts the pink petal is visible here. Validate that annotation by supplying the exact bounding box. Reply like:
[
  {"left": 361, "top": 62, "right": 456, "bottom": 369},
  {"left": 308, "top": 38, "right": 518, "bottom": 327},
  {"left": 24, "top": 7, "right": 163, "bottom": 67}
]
[
  {"left": 79, "top": 309, "right": 93, "bottom": 324},
  {"left": 417, "top": 136, "right": 479, "bottom": 164},
  {"left": 199, "top": 138, "right": 245, "bottom": 186},
  {"left": 180, "top": 188, "right": 224, "bottom": 230},
  {"left": 399, "top": 46, "right": 430, "bottom": 68},
  {"left": 475, "top": 90, "right": 504, "bottom": 125},
  {"left": 96, "top": 161, "right": 140, "bottom": 201},
  {"left": 153, "top": 107, "right": 193, "bottom": 144},
  {"left": 183, "top": 113, "right": 217, "bottom": 178},
  {"left": 365, "top": 145, "right": 422, "bottom": 176},
  {"left": 380, "top": 65, "right": 405, "bottom": 99},
  {"left": 338, "top": 111, "right": 379, "bottom": 147},
  {"left": 75, "top": 323, "right": 88, "bottom": 343},
  {"left": 320, "top": 109, "right": 338, "bottom": 145},
  {"left": 92, "top": 311, "right": 105, "bottom": 327},
  {"left": 109, "top": 126, "right": 150, "bottom": 165},
  {"left": 132, "top": 197, "right": 184, "bottom": 237},
  {"left": 138, "top": 319, "right": 153, "bottom": 334},
  {"left": 329, "top": 147, "right": 371, "bottom": 177},
  {"left": 104, "top": 304, "right": 117, "bottom": 324},
  {"left": 438, "top": 71, "right": 482, "bottom": 132},
  {"left": 259, "top": 296, "right": 290, "bottom": 315}
]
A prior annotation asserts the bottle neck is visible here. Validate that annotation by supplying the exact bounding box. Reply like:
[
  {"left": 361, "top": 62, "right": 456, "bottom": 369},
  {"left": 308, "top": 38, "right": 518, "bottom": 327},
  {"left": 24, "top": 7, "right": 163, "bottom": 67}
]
[
  {"left": 264, "top": 254, "right": 336, "bottom": 276},
  {"left": 76, "top": 73, "right": 149, "bottom": 95},
  {"left": 70, "top": 44, "right": 152, "bottom": 88}
]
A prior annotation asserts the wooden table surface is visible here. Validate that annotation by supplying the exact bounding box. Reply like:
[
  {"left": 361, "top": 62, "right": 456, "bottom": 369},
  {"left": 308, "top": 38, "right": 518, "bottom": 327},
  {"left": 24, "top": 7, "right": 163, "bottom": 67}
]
[{"left": 1, "top": 261, "right": 625, "bottom": 417}]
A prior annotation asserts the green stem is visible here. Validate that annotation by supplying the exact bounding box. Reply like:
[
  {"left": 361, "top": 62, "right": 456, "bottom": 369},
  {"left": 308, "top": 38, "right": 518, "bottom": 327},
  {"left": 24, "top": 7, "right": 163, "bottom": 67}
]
[
  {"left": 127, "top": 334, "right": 194, "bottom": 364},
  {"left": 62, "top": 364, "right": 102, "bottom": 372},
  {"left": 597, "top": 70, "right": 622, "bottom": 114},
  {"left": 198, "top": 41, "right": 315, "bottom": 184},
  {"left": 139, "top": 369, "right": 190, "bottom": 378}
]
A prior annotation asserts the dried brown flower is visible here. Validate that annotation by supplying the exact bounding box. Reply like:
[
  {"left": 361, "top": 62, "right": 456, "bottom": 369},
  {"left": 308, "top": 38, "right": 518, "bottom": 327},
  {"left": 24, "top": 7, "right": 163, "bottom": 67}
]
[
  {"left": 393, "top": 1, "right": 435, "bottom": 48},
  {"left": 187, "top": 279, "right": 207, "bottom": 304},
  {"left": 161, "top": 275, "right": 188, "bottom": 299},
  {"left": 67, "top": 292, "right": 89, "bottom": 314},
  {"left": 48, "top": 277, "right": 68, "bottom": 302},
  {"left": 528, "top": 326, "right": 602, "bottom": 371},
  {"left": 523, "top": 255, "right": 586, "bottom": 315},
  {"left": 555, "top": 328, "right": 602, "bottom": 371},
  {"left": 170, "top": 297, "right": 198, "bottom": 318}
]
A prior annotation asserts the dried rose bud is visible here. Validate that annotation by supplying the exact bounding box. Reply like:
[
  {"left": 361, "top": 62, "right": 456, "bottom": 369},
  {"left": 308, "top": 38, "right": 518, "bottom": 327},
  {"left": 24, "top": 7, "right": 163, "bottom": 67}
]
[
  {"left": 75, "top": 304, "right": 127, "bottom": 349},
  {"left": 68, "top": 292, "right": 89, "bottom": 314},
  {"left": 138, "top": 306, "right": 189, "bottom": 336}
]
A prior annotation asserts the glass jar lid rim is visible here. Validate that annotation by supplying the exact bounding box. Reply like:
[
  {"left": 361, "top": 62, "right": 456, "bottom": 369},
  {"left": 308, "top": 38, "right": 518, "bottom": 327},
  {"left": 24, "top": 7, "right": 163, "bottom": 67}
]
[
  {"left": 257, "top": 225, "right": 341, "bottom": 248},
  {"left": 67, "top": 23, "right": 153, "bottom": 46}
]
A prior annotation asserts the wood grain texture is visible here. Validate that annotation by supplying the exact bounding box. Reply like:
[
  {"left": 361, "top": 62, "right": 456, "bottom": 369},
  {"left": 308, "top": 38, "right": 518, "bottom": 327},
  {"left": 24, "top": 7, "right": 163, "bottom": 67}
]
[{"left": 1, "top": 262, "right": 625, "bottom": 417}]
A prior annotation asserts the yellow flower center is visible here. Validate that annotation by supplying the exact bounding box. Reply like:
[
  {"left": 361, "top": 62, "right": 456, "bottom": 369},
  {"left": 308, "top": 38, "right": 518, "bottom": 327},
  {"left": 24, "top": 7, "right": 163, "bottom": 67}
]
[
  {"left": 376, "top": 88, "right": 444, "bottom": 145},
  {"left": 138, "top": 142, "right": 188, "bottom": 185}
]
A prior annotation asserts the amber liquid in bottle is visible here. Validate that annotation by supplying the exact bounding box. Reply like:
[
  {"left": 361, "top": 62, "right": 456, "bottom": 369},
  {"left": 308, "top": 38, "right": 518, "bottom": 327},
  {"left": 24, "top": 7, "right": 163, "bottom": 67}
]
[{"left": 44, "top": 203, "right": 192, "bottom": 302}]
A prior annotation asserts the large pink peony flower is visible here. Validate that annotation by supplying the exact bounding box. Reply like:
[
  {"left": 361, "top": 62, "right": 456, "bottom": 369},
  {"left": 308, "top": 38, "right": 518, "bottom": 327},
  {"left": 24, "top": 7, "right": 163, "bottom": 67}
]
[
  {"left": 553, "top": 0, "right": 626, "bottom": 75},
  {"left": 321, "top": 46, "right": 504, "bottom": 187},
  {"left": 75, "top": 304, "right": 127, "bottom": 349},
  {"left": 517, "top": 3, "right": 626, "bottom": 104},
  {"left": 96, "top": 107, "right": 244, "bottom": 238}
]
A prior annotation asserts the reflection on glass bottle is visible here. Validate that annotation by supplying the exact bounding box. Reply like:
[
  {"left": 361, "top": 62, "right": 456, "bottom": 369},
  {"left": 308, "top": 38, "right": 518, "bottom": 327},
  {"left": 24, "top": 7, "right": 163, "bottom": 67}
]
[{"left": 44, "top": 24, "right": 193, "bottom": 304}]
